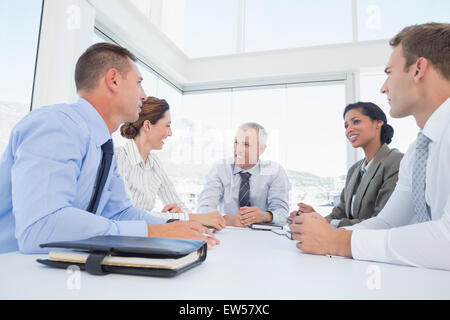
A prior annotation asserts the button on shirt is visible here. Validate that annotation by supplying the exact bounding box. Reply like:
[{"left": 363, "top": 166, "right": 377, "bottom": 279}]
[
  {"left": 0, "top": 98, "right": 167, "bottom": 254},
  {"left": 196, "top": 159, "right": 290, "bottom": 225},
  {"left": 347, "top": 98, "right": 450, "bottom": 271}
]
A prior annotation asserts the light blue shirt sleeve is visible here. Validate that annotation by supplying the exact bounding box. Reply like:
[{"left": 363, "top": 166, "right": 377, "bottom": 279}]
[
  {"left": 10, "top": 107, "right": 166, "bottom": 254},
  {"left": 196, "top": 165, "right": 225, "bottom": 214},
  {"left": 265, "top": 164, "right": 290, "bottom": 225},
  {"left": 101, "top": 162, "right": 169, "bottom": 225}
]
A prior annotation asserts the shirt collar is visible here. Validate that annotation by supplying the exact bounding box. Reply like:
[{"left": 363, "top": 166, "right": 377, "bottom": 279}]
[
  {"left": 422, "top": 97, "right": 450, "bottom": 143},
  {"left": 361, "top": 158, "right": 374, "bottom": 172},
  {"left": 124, "top": 139, "right": 154, "bottom": 168},
  {"left": 74, "top": 97, "right": 111, "bottom": 147},
  {"left": 233, "top": 160, "right": 261, "bottom": 176}
]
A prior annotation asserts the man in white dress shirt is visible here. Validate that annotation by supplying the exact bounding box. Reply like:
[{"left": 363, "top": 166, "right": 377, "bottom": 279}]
[
  {"left": 197, "top": 122, "right": 290, "bottom": 227},
  {"left": 290, "top": 22, "right": 450, "bottom": 270}
]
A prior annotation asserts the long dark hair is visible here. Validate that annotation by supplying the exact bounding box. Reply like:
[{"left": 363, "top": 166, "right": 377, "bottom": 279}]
[{"left": 343, "top": 102, "right": 394, "bottom": 145}]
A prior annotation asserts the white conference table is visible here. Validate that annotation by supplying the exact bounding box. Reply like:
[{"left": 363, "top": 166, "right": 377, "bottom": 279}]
[{"left": 1, "top": 227, "right": 450, "bottom": 300}]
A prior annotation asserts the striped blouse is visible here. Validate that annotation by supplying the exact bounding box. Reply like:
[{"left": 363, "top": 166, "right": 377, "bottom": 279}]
[{"left": 116, "top": 139, "right": 189, "bottom": 220}]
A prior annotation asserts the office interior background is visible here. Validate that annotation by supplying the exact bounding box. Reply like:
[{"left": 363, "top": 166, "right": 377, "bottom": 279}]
[{"left": 1, "top": 0, "right": 449, "bottom": 215}]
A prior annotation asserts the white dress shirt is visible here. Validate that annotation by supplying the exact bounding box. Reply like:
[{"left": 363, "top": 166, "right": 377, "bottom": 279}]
[
  {"left": 330, "top": 159, "right": 373, "bottom": 228},
  {"left": 116, "top": 140, "right": 190, "bottom": 221},
  {"left": 347, "top": 98, "right": 450, "bottom": 271},
  {"left": 196, "top": 158, "right": 290, "bottom": 225}
]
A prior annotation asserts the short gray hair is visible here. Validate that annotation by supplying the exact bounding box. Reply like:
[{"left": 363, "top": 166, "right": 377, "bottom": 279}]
[{"left": 237, "top": 122, "right": 268, "bottom": 146}]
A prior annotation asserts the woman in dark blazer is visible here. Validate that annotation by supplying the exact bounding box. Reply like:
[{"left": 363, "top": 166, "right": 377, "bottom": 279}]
[{"left": 293, "top": 102, "right": 404, "bottom": 227}]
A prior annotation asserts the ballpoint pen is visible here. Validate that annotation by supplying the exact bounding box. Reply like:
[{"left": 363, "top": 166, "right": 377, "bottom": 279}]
[{"left": 286, "top": 210, "right": 301, "bottom": 223}]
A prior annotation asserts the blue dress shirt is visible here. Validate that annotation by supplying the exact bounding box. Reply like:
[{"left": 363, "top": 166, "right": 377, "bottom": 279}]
[
  {"left": 0, "top": 98, "right": 167, "bottom": 254},
  {"left": 196, "top": 158, "right": 290, "bottom": 225}
]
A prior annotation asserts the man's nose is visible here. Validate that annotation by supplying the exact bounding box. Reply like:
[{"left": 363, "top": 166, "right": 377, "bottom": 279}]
[
  {"left": 380, "top": 80, "right": 388, "bottom": 94},
  {"left": 140, "top": 87, "right": 147, "bottom": 101}
]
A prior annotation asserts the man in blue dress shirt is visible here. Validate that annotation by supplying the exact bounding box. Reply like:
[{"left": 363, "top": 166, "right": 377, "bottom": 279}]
[
  {"left": 197, "top": 122, "right": 290, "bottom": 227},
  {"left": 0, "top": 43, "right": 218, "bottom": 254}
]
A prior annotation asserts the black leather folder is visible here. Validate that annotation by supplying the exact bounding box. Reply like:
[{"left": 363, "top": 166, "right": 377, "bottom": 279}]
[{"left": 36, "top": 235, "right": 207, "bottom": 277}]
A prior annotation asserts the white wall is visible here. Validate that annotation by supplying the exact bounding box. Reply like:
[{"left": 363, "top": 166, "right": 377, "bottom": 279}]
[
  {"left": 88, "top": 0, "right": 391, "bottom": 91},
  {"left": 89, "top": 0, "right": 189, "bottom": 89},
  {"left": 32, "top": 0, "right": 95, "bottom": 108},
  {"left": 183, "top": 40, "right": 391, "bottom": 90},
  {"left": 31, "top": 0, "right": 394, "bottom": 169}
]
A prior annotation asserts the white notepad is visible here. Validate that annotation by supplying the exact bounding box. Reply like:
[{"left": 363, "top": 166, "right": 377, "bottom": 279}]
[{"left": 49, "top": 250, "right": 200, "bottom": 270}]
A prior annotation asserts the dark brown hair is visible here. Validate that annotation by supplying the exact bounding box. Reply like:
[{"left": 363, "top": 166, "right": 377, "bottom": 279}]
[
  {"left": 75, "top": 42, "right": 137, "bottom": 91},
  {"left": 120, "top": 96, "right": 170, "bottom": 139},
  {"left": 390, "top": 22, "right": 450, "bottom": 80}
]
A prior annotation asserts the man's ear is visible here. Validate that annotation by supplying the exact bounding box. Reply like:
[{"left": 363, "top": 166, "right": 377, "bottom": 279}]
[
  {"left": 105, "top": 68, "right": 120, "bottom": 93},
  {"left": 259, "top": 144, "right": 267, "bottom": 156},
  {"left": 413, "top": 57, "right": 428, "bottom": 83}
]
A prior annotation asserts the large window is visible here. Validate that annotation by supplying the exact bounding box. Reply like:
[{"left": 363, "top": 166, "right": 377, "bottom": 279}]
[
  {"left": 357, "top": 0, "right": 450, "bottom": 41},
  {"left": 129, "top": 0, "right": 449, "bottom": 58},
  {"left": 174, "top": 0, "right": 239, "bottom": 57},
  {"left": 0, "top": 0, "right": 43, "bottom": 155},
  {"left": 359, "top": 70, "right": 417, "bottom": 154},
  {"left": 284, "top": 84, "right": 347, "bottom": 214},
  {"left": 157, "top": 84, "right": 347, "bottom": 214},
  {"left": 244, "top": 0, "right": 353, "bottom": 52}
]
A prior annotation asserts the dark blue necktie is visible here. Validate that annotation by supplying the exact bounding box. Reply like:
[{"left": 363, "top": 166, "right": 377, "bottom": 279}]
[
  {"left": 239, "top": 172, "right": 251, "bottom": 207},
  {"left": 87, "top": 139, "right": 114, "bottom": 214}
]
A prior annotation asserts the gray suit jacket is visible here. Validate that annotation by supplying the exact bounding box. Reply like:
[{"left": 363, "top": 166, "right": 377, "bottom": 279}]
[{"left": 325, "top": 144, "right": 403, "bottom": 227}]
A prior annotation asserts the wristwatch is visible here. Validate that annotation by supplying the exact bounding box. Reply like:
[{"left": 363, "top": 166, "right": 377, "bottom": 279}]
[{"left": 265, "top": 211, "right": 273, "bottom": 222}]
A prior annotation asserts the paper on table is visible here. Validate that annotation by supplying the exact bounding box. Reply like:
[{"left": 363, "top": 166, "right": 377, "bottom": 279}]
[
  {"left": 49, "top": 250, "right": 200, "bottom": 270},
  {"left": 225, "top": 226, "right": 252, "bottom": 231}
]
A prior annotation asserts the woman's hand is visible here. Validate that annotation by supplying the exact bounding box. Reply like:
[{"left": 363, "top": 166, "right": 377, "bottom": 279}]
[
  {"left": 297, "top": 202, "right": 315, "bottom": 214},
  {"left": 189, "top": 211, "right": 226, "bottom": 231},
  {"left": 162, "top": 203, "right": 183, "bottom": 213}
]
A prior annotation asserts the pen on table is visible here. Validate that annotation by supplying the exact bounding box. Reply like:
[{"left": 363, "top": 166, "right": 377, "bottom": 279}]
[
  {"left": 286, "top": 230, "right": 294, "bottom": 240},
  {"left": 203, "top": 231, "right": 217, "bottom": 238},
  {"left": 203, "top": 229, "right": 216, "bottom": 238},
  {"left": 286, "top": 210, "right": 301, "bottom": 223}
]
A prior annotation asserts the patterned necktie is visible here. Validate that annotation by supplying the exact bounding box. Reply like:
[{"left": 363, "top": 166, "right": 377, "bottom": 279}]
[
  {"left": 412, "top": 132, "right": 432, "bottom": 223},
  {"left": 239, "top": 172, "right": 251, "bottom": 207},
  {"left": 87, "top": 139, "right": 114, "bottom": 214}
]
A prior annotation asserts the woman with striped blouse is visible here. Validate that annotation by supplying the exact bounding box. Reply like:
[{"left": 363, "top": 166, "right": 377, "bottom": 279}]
[{"left": 116, "top": 96, "right": 226, "bottom": 230}]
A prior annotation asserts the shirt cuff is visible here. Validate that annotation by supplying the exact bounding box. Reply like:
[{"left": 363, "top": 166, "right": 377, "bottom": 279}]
[
  {"left": 330, "top": 219, "right": 341, "bottom": 228},
  {"left": 173, "top": 212, "right": 189, "bottom": 221},
  {"left": 351, "top": 229, "right": 389, "bottom": 263},
  {"left": 143, "top": 214, "right": 169, "bottom": 225},
  {"left": 270, "top": 210, "right": 288, "bottom": 225},
  {"left": 115, "top": 220, "right": 148, "bottom": 237}
]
